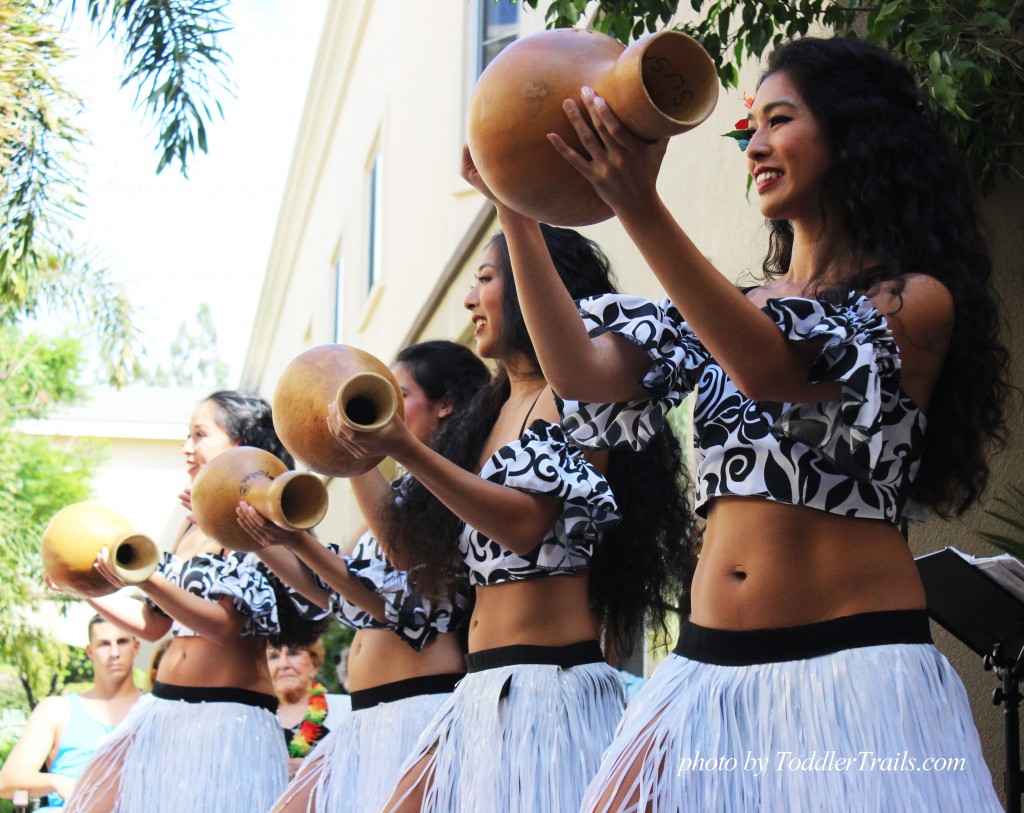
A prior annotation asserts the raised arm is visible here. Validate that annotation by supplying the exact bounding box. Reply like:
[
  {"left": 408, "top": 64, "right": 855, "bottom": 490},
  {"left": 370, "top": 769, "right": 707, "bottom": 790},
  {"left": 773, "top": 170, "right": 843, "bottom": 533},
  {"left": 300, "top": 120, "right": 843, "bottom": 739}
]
[
  {"left": 0, "top": 697, "right": 74, "bottom": 802},
  {"left": 327, "top": 402, "right": 562, "bottom": 557},
  {"left": 550, "top": 89, "right": 839, "bottom": 404},
  {"left": 284, "top": 532, "right": 388, "bottom": 624},
  {"left": 462, "top": 146, "right": 651, "bottom": 404}
]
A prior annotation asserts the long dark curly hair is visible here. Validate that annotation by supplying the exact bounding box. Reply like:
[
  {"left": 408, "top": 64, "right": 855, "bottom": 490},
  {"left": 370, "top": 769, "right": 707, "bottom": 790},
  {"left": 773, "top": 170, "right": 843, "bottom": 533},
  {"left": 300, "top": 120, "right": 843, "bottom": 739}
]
[
  {"left": 386, "top": 226, "right": 698, "bottom": 656},
  {"left": 758, "top": 36, "right": 1011, "bottom": 517},
  {"left": 201, "top": 390, "right": 327, "bottom": 647},
  {"left": 366, "top": 342, "right": 493, "bottom": 602}
]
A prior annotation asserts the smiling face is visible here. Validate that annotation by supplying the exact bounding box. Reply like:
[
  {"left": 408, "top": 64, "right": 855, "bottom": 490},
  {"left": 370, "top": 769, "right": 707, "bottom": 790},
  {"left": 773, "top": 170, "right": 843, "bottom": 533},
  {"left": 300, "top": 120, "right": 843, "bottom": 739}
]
[
  {"left": 746, "top": 71, "right": 832, "bottom": 226},
  {"left": 182, "top": 399, "right": 239, "bottom": 481},
  {"left": 464, "top": 242, "right": 505, "bottom": 360}
]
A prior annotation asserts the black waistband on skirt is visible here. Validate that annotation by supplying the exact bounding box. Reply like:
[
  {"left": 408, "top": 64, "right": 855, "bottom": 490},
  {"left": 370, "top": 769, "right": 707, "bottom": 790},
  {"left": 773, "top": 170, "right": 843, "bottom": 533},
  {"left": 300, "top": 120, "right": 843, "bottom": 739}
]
[
  {"left": 349, "top": 672, "right": 464, "bottom": 711},
  {"left": 465, "top": 639, "right": 604, "bottom": 673},
  {"left": 673, "top": 609, "right": 933, "bottom": 667},
  {"left": 152, "top": 681, "right": 279, "bottom": 712}
]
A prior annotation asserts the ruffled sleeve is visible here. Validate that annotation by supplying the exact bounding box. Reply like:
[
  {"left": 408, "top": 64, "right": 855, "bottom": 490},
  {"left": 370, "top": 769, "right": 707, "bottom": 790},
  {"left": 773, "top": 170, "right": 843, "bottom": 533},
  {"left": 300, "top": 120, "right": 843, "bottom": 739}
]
[
  {"left": 382, "top": 576, "right": 472, "bottom": 649},
  {"left": 764, "top": 293, "right": 904, "bottom": 480},
  {"left": 313, "top": 534, "right": 469, "bottom": 649},
  {"left": 212, "top": 552, "right": 280, "bottom": 637},
  {"left": 558, "top": 293, "right": 708, "bottom": 451},
  {"left": 484, "top": 420, "right": 619, "bottom": 569},
  {"left": 317, "top": 536, "right": 395, "bottom": 632},
  {"left": 251, "top": 556, "right": 331, "bottom": 623}
]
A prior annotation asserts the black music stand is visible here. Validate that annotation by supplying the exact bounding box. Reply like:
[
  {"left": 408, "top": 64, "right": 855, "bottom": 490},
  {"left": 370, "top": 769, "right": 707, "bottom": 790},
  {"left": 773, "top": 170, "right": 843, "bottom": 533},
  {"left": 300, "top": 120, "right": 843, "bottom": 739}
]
[{"left": 917, "top": 547, "right": 1024, "bottom": 813}]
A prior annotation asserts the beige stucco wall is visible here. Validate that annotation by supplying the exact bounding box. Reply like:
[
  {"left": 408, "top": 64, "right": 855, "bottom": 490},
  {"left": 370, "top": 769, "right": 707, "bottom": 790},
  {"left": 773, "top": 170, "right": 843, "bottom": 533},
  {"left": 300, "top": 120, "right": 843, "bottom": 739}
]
[{"left": 243, "top": 0, "right": 1023, "bottom": 798}]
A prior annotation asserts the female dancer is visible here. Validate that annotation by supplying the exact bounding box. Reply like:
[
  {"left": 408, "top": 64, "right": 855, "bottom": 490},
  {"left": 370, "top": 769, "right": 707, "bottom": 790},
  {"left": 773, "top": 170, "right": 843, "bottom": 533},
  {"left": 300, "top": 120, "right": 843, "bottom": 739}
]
[
  {"left": 239, "top": 340, "right": 490, "bottom": 813},
  {"left": 65, "top": 391, "right": 318, "bottom": 813},
  {"left": 329, "top": 226, "right": 695, "bottom": 812},
  {"left": 469, "top": 35, "right": 1009, "bottom": 811}
]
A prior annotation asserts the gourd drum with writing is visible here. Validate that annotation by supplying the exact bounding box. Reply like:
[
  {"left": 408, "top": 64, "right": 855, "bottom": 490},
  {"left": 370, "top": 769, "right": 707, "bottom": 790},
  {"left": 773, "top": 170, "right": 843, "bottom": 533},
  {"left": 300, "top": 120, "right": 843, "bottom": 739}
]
[
  {"left": 467, "top": 27, "right": 719, "bottom": 226},
  {"left": 42, "top": 502, "right": 160, "bottom": 597},
  {"left": 190, "top": 446, "right": 329, "bottom": 552},
  {"left": 272, "top": 344, "right": 405, "bottom": 478}
]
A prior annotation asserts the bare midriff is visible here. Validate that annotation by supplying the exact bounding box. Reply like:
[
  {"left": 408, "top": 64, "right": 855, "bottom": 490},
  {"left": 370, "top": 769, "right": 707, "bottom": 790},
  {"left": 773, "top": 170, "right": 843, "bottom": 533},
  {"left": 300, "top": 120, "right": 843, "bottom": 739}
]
[
  {"left": 347, "top": 629, "right": 466, "bottom": 692},
  {"left": 468, "top": 572, "right": 598, "bottom": 652},
  {"left": 691, "top": 496, "right": 926, "bottom": 631},
  {"left": 156, "top": 635, "right": 273, "bottom": 694}
]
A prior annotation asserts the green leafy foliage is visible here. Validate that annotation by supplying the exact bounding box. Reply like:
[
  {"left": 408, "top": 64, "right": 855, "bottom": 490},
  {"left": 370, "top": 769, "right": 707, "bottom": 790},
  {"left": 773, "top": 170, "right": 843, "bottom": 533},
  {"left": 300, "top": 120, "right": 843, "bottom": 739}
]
[
  {"left": 0, "top": 327, "right": 83, "bottom": 422},
  {"left": 0, "top": 0, "right": 234, "bottom": 728},
  {"left": 317, "top": 621, "right": 354, "bottom": 695},
  {"left": 977, "top": 483, "right": 1024, "bottom": 559},
  {"left": 1, "top": 0, "right": 236, "bottom": 383},
  {"left": 1, "top": 250, "right": 145, "bottom": 388},
  {"left": 0, "top": 325, "right": 105, "bottom": 710},
  {"left": 0, "top": 0, "right": 235, "bottom": 386},
  {"left": 521, "top": 0, "right": 1024, "bottom": 190},
  {"left": 72, "top": 0, "right": 235, "bottom": 176},
  {"left": 0, "top": 0, "right": 85, "bottom": 325}
]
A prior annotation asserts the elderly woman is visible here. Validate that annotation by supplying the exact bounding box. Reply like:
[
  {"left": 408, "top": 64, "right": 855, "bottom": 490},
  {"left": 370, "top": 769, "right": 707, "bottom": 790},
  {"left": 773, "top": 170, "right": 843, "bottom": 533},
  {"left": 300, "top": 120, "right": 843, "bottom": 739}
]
[{"left": 268, "top": 637, "right": 351, "bottom": 779}]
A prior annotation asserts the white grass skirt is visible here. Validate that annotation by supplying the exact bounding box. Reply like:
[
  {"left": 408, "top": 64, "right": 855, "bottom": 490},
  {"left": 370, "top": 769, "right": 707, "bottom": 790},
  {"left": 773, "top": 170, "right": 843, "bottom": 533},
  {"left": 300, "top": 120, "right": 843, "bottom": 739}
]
[
  {"left": 65, "top": 685, "right": 287, "bottom": 813},
  {"left": 387, "top": 641, "right": 626, "bottom": 813},
  {"left": 276, "top": 675, "right": 459, "bottom": 813},
  {"left": 582, "top": 611, "right": 1002, "bottom": 812}
]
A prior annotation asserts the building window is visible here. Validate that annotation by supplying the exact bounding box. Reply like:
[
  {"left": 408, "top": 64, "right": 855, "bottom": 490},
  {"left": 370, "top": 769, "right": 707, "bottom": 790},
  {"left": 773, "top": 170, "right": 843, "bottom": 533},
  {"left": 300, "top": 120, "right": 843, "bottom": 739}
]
[
  {"left": 367, "top": 151, "right": 383, "bottom": 294},
  {"left": 477, "top": 0, "right": 519, "bottom": 76}
]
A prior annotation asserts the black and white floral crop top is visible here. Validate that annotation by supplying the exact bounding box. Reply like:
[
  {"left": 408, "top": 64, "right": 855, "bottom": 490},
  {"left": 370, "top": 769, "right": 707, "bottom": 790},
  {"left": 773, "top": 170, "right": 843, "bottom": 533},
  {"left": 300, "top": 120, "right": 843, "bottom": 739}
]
[
  {"left": 558, "top": 292, "right": 927, "bottom": 524},
  {"left": 310, "top": 531, "right": 472, "bottom": 651},
  {"left": 461, "top": 419, "right": 620, "bottom": 586},
  {"left": 145, "top": 550, "right": 279, "bottom": 637}
]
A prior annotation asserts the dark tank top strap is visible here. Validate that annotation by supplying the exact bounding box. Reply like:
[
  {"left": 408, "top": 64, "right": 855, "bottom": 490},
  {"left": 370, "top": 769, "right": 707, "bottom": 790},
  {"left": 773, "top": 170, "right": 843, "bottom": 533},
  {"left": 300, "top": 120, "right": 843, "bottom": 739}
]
[{"left": 518, "top": 387, "right": 546, "bottom": 437}]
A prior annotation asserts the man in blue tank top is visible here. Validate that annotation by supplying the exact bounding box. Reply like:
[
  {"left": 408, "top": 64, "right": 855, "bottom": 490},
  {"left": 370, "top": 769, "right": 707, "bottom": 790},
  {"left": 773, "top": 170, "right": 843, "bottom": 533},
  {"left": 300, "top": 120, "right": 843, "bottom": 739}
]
[{"left": 0, "top": 615, "right": 143, "bottom": 809}]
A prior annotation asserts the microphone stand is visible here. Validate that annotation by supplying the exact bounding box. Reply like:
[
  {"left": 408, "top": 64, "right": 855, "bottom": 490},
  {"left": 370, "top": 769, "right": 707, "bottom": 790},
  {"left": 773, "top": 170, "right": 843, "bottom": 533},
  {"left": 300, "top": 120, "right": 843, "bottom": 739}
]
[{"left": 985, "top": 642, "right": 1024, "bottom": 813}]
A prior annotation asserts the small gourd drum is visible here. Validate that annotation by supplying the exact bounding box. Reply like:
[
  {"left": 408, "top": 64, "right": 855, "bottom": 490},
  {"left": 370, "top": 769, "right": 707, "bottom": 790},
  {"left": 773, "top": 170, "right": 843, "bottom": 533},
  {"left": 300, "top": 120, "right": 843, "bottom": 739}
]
[
  {"left": 272, "top": 344, "right": 405, "bottom": 478},
  {"left": 41, "top": 502, "right": 160, "bottom": 597},
  {"left": 190, "top": 446, "right": 329, "bottom": 552}
]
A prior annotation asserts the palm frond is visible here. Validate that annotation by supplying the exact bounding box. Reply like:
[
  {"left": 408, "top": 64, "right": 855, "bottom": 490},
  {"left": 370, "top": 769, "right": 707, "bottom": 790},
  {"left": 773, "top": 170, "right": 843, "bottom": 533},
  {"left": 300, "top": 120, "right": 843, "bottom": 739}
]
[
  {"left": 978, "top": 485, "right": 1024, "bottom": 559},
  {"left": 79, "top": 0, "right": 235, "bottom": 176}
]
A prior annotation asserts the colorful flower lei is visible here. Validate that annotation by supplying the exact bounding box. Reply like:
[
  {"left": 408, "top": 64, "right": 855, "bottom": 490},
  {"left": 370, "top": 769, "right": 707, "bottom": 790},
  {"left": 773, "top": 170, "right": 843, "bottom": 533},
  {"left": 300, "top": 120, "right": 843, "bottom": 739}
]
[
  {"left": 288, "top": 680, "right": 328, "bottom": 758},
  {"left": 722, "top": 93, "right": 756, "bottom": 151}
]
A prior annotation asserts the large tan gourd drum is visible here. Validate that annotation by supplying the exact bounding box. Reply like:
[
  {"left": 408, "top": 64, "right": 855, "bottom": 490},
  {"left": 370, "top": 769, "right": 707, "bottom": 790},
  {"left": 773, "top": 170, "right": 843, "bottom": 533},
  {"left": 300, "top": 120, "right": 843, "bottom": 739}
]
[
  {"left": 272, "top": 344, "right": 405, "bottom": 478},
  {"left": 190, "top": 446, "right": 329, "bottom": 552},
  {"left": 41, "top": 502, "right": 160, "bottom": 597},
  {"left": 467, "top": 27, "right": 719, "bottom": 226}
]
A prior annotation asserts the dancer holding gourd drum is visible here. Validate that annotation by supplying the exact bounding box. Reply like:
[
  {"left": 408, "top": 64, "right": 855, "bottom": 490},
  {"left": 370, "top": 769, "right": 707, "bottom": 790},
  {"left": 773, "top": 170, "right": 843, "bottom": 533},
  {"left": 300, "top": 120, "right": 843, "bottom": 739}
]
[
  {"left": 239, "top": 341, "right": 490, "bottom": 813},
  {"left": 327, "top": 226, "right": 695, "bottom": 813},
  {"left": 466, "top": 35, "right": 1008, "bottom": 812},
  {"left": 63, "top": 391, "right": 321, "bottom": 813}
]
